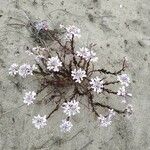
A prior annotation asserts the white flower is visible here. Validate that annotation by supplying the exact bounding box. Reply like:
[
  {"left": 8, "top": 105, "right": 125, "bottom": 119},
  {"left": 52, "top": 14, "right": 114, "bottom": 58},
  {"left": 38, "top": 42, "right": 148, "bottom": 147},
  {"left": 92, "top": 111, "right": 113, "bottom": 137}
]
[
  {"left": 9, "top": 63, "right": 18, "bottom": 76},
  {"left": 117, "top": 74, "right": 130, "bottom": 87},
  {"left": 32, "top": 46, "right": 41, "bottom": 53},
  {"left": 125, "top": 104, "right": 133, "bottom": 117},
  {"left": 117, "top": 86, "right": 132, "bottom": 98},
  {"left": 35, "top": 55, "right": 45, "bottom": 62},
  {"left": 32, "top": 46, "right": 47, "bottom": 54},
  {"left": 18, "top": 64, "right": 35, "bottom": 78},
  {"left": 76, "top": 47, "right": 89, "bottom": 58},
  {"left": 26, "top": 47, "right": 40, "bottom": 56},
  {"left": 34, "top": 20, "right": 48, "bottom": 31},
  {"left": 108, "top": 109, "right": 115, "bottom": 119},
  {"left": 60, "top": 24, "right": 65, "bottom": 29},
  {"left": 88, "top": 50, "right": 98, "bottom": 62},
  {"left": 62, "top": 100, "right": 80, "bottom": 116},
  {"left": 23, "top": 91, "right": 36, "bottom": 105},
  {"left": 98, "top": 109, "right": 115, "bottom": 127},
  {"left": 90, "top": 76, "right": 104, "bottom": 93},
  {"left": 71, "top": 68, "right": 86, "bottom": 83},
  {"left": 26, "top": 47, "right": 47, "bottom": 62},
  {"left": 66, "top": 25, "right": 81, "bottom": 39},
  {"left": 60, "top": 119, "right": 73, "bottom": 133},
  {"left": 32, "top": 64, "right": 38, "bottom": 70},
  {"left": 25, "top": 50, "right": 34, "bottom": 56},
  {"left": 47, "top": 56, "right": 62, "bottom": 72},
  {"left": 76, "top": 47, "right": 98, "bottom": 62},
  {"left": 98, "top": 114, "right": 112, "bottom": 127},
  {"left": 32, "top": 115, "right": 47, "bottom": 129}
]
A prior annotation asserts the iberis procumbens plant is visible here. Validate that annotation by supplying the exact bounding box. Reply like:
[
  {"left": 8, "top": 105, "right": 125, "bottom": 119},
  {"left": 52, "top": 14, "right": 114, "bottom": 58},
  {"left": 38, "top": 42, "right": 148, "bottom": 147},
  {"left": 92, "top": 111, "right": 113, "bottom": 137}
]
[{"left": 9, "top": 19, "right": 132, "bottom": 132}]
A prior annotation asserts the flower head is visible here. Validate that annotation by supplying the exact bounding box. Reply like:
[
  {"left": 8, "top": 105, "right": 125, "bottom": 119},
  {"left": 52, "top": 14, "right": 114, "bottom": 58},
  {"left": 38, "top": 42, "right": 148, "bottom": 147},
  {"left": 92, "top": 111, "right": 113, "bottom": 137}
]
[
  {"left": 60, "top": 119, "right": 73, "bottom": 133},
  {"left": 32, "top": 115, "right": 47, "bottom": 129},
  {"left": 76, "top": 47, "right": 89, "bottom": 58},
  {"left": 62, "top": 100, "right": 80, "bottom": 116},
  {"left": 35, "top": 55, "right": 46, "bottom": 63},
  {"left": 18, "top": 64, "right": 35, "bottom": 78},
  {"left": 117, "top": 86, "right": 132, "bottom": 101},
  {"left": 117, "top": 74, "right": 130, "bottom": 87},
  {"left": 98, "top": 114, "right": 112, "bottom": 127},
  {"left": 32, "top": 64, "right": 38, "bottom": 70},
  {"left": 47, "top": 56, "right": 62, "bottom": 72},
  {"left": 66, "top": 25, "right": 81, "bottom": 39},
  {"left": 76, "top": 47, "right": 98, "bottom": 62},
  {"left": 9, "top": 63, "right": 18, "bottom": 76},
  {"left": 34, "top": 20, "right": 48, "bottom": 31},
  {"left": 26, "top": 46, "right": 48, "bottom": 62},
  {"left": 90, "top": 77, "right": 104, "bottom": 93},
  {"left": 71, "top": 68, "right": 86, "bottom": 83},
  {"left": 60, "top": 24, "right": 65, "bottom": 29},
  {"left": 23, "top": 91, "right": 36, "bottom": 105},
  {"left": 88, "top": 50, "right": 98, "bottom": 62},
  {"left": 125, "top": 104, "right": 133, "bottom": 117},
  {"left": 98, "top": 109, "right": 115, "bottom": 127},
  {"left": 108, "top": 109, "right": 116, "bottom": 119}
]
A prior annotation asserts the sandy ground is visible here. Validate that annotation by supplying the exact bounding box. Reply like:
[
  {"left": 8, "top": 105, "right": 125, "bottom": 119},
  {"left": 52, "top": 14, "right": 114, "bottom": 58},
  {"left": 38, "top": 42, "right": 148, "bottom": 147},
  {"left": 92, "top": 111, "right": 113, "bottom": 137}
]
[{"left": 0, "top": 0, "right": 150, "bottom": 150}]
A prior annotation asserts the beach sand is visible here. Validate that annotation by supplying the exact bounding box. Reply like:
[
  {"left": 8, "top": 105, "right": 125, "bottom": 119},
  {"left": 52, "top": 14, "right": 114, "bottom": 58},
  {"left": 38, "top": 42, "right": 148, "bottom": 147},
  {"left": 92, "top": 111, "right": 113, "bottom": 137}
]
[{"left": 0, "top": 0, "right": 150, "bottom": 149}]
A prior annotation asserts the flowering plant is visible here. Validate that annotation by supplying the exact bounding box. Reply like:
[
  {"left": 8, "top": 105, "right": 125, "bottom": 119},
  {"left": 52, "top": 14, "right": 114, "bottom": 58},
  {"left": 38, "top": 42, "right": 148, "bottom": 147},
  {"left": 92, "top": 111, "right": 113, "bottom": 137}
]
[{"left": 9, "top": 19, "right": 132, "bottom": 132}]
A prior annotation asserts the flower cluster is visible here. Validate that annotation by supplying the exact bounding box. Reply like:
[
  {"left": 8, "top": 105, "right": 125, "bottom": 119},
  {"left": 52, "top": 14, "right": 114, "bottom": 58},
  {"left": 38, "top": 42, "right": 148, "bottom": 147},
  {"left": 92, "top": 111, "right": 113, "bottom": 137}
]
[
  {"left": 117, "top": 74, "right": 132, "bottom": 103},
  {"left": 47, "top": 56, "right": 62, "bottom": 72},
  {"left": 23, "top": 91, "right": 36, "bottom": 105},
  {"left": 26, "top": 46, "right": 49, "bottom": 64},
  {"left": 32, "top": 115, "right": 47, "bottom": 129},
  {"left": 62, "top": 100, "right": 80, "bottom": 116},
  {"left": 125, "top": 104, "right": 133, "bottom": 117},
  {"left": 71, "top": 68, "right": 87, "bottom": 83},
  {"left": 23, "top": 91, "right": 47, "bottom": 129},
  {"left": 19, "top": 64, "right": 37, "bottom": 78},
  {"left": 9, "top": 63, "right": 18, "bottom": 77},
  {"left": 90, "top": 77, "right": 104, "bottom": 93},
  {"left": 60, "top": 100, "right": 80, "bottom": 132},
  {"left": 9, "top": 63, "right": 37, "bottom": 78},
  {"left": 60, "top": 119, "right": 73, "bottom": 133},
  {"left": 60, "top": 24, "right": 81, "bottom": 39},
  {"left": 116, "top": 74, "right": 133, "bottom": 114},
  {"left": 34, "top": 20, "right": 48, "bottom": 31},
  {"left": 76, "top": 47, "right": 98, "bottom": 62},
  {"left": 98, "top": 109, "right": 115, "bottom": 127},
  {"left": 117, "top": 74, "right": 130, "bottom": 87},
  {"left": 117, "top": 86, "right": 131, "bottom": 97}
]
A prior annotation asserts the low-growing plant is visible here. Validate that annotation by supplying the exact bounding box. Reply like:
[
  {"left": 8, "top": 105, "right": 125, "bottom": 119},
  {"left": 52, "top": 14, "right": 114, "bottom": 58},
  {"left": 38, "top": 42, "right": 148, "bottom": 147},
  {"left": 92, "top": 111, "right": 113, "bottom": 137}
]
[{"left": 9, "top": 17, "right": 132, "bottom": 132}]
